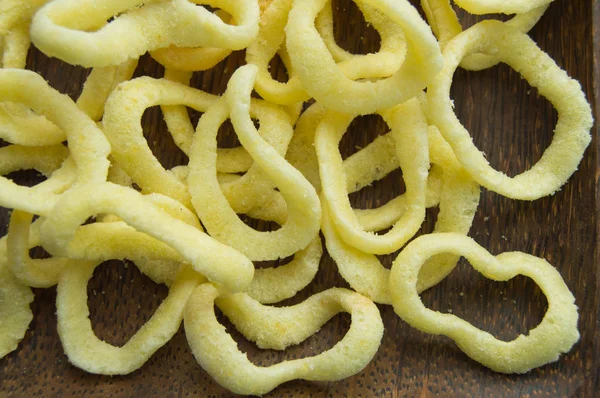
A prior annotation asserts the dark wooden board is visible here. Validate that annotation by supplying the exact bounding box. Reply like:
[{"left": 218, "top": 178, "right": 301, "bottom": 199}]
[{"left": 1, "top": 0, "right": 598, "bottom": 396}]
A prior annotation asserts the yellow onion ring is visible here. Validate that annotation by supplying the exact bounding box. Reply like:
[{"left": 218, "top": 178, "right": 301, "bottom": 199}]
[
  {"left": 427, "top": 21, "right": 592, "bottom": 200},
  {"left": 184, "top": 283, "right": 383, "bottom": 395},
  {"left": 389, "top": 233, "right": 579, "bottom": 373}
]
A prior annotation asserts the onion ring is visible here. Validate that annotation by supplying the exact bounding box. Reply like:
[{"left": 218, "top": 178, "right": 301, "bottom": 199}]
[
  {"left": 317, "top": 97, "right": 429, "bottom": 254},
  {"left": 427, "top": 21, "right": 593, "bottom": 200},
  {"left": 323, "top": 126, "right": 480, "bottom": 303},
  {"left": 30, "top": 0, "right": 260, "bottom": 67},
  {"left": 57, "top": 262, "right": 203, "bottom": 374},
  {"left": 39, "top": 182, "right": 254, "bottom": 293},
  {"left": 0, "top": 69, "right": 110, "bottom": 216},
  {"left": 389, "top": 233, "right": 579, "bottom": 373},
  {"left": 286, "top": 0, "right": 442, "bottom": 114},
  {"left": 189, "top": 65, "right": 321, "bottom": 261},
  {"left": 421, "top": 0, "right": 549, "bottom": 71},
  {"left": 184, "top": 283, "right": 383, "bottom": 395}
]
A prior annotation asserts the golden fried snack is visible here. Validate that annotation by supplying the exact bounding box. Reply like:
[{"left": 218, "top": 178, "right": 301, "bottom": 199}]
[
  {"left": 0, "top": 102, "right": 65, "bottom": 147},
  {"left": 0, "top": 62, "right": 136, "bottom": 148},
  {"left": 0, "top": 23, "right": 29, "bottom": 68},
  {"left": 454, "top": 0, "right": 554, "bottom": 14},
  {"left": 286, "top": 102, "right": 443, "bottom": 232},
  {"left": 389, "top": 233, "right": 579, "bottom": 373},
  {"left": 344, "top": 137, "right": 444, "bottom": 232},
  {"left": 184, "top": 283, "right": 383, "bottom": 395},
  {"left": 245, "top": 237, "right": 322, "bottom": 304},
  {"left": 169, "top": 165, "right": 321, "bottom": 304},
  {"left": 7, "top": 188, "right": 202, "bottom": 289},
  {"left": 189, "top": 65, "right": 321, "bottom": 261},
  {"left": 0, "top": 144, "right": 68, "bottom": 176},
  {"left": 323, "top": 127, "right": 480, "bottom": 303},
  {"left": 285, "top": 102, "right": 327, "bottom": 189},
  {"left": 57, "top": 262, "right": 203, "bottom": 374},
  {"left": 427, "top": 21, "right": 592, "bottom": 200},
  {"left": 286, "top": 0, "right": 442, "bottom": 114},
  {"left": 0, "top": 237, "right": 34, "bottom": 359},
  {"left": 421, "top": 0, "right": 549, "bottom": 71},
  {"left": 246, "top": 0, "right": 309, "bottom": 106},
  {"left": 39, "top": 182, "right": 254, "bottom": 293},
  {"left": 0, "top": 69, "right": 110, "bottom": 215},
  {"left": 317, "top": 98, "right": 428, "bottom": 254},
  {"left": 0, "top": 0, "right": 51, "bottom": 67},
  {"left": 7, "top": 211, "right": 68, "bottom": 288},
  {"left": 161, "top": 68, "right": 254, "bottom": 174},
  {"left": 30, "top": 0, "right": 260, "bottom": 67},
  {"left": 77, "top": 59, "right": 138, "bottom": 121},
  {"left": 103, "top": 76, "right": 218, "bottom": 208},
  {"left": 151, "top": 10, "right": 233, "bottom": 72},
  {"left": 248, "top": 0, "right": 409, "bottom": 106},
  {"left": 315, "top": 0, "right": 406, "bottom": 79}
]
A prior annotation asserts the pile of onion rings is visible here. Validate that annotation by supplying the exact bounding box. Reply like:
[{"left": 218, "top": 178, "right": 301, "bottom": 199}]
[{"left": 0, "top": 0, "right": 592, "bottom": 395}]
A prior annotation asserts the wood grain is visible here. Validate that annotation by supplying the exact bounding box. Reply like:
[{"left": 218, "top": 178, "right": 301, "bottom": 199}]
[{"left": 1, "top": 0, "right": 598, "bottom": 396}]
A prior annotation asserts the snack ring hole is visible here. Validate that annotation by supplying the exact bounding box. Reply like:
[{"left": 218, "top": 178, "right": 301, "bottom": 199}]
[
  {"left": 253, "top": 253, "right": 295, "bottom": 270},
  {"left": 27, "top": 50, "right": 90, "bottom": 101},
  {"left": 217, "top": 119, "right": 243, "bottom": 149},
  {"left": 349, "top": 168, "right": 406, "bottom": 211},
  {"left": 4, "top": 169, "right": 47, "bottom": 188},
  {"left": 239, "top": 215, "right": 283, "bottom": 232},
  {"left": 86, "top": 260, "right": 168, "bottom": 347},
  {"left": 374, "top": 206, "right": 439, "bottom": 267},
  {"left": 214, "top": 304, "right": 352, "bottom": 366},
  {"left": 143, "top": 106, "right": 189, "bottom": 170},
  {"left": 189, "top": 51, "right": 246, "bottom": 96},
  {"left": 28, "top": 246, "right": 51, "bottom": 261},
  {"left": 420, "top": 258, "right": 548, "bottom": 342},
  {"left": 268, "top": 53, "right": 289, "bottom": 84},
  {"left": 338, "top": 114, "right": 389, "bottom": 160},
  {"left": 330, "top": 0, "right": 382, "bottom": 55},
  {"left": 451, "top": 65, "right": 557, "bottom": 178}
]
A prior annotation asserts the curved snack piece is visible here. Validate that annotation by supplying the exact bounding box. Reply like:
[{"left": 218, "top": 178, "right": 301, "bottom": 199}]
[
  {"left": 286, "top": 0, "right": 442, "bottom": 115},
  {"left": 150, "top": 10, "right": 233, "bottom": 72},
  {"left": 421, "top": 0, "right": 548, "bottom": 71},
  {"left": 245, "top": 0, "right": 310, "bottom": 106},
  {"left": 0, "top": 69, "right": 110, "bottom": 215},
  {"left": 152, "top": 46, "right": 231, "bottom": 73},
  {"left": 161, "top": 68, "right": 254, "bottom": 174},
  {"left": 184, "top": 283, "right": 383, "bottom": 396},
  {"left": 0, "top": 238, "right": 34, "bottom": 359},
  {"left": 315, "top": 0, "right": 406, "bottom": 79},
  {"left": 189, "top": 65, "right": 321, "bottom": 261},
  {"left": 0, "top": 22, "right": 29, "bottom": 68},
  {"left": 0, "top": 0, "right": 50, "bottom": 68},
  {"left": 39, "top": 182, "right": 254, "bottom": 293},
  {"left": 103, "top": 76, "right": 219, "bottom": 208},
  {"left": 57, "top": 262, "right": 203, "bottom": 375},
  {"left": 246, "top": 236, "right": 322, "bottom": 305},
  {"left": 30, "top": 0, "right": 260, "bottom": 67},
  {"left": 0, "top": 144, "right": 69, "bottom": 176},
  {"left": 286, "top": 102, "right": 443, "bottom": 233},
  {"left": 427, "top": 21, "right": 593, "bottom": 200},
  {"left": 389, "top": 233, "right": 579, "bottom": 373},
  {"left": 0, "top": 102, "right": 65, "bottom": 147},
  {"left": 454, "top": 0, "right": 553, "bottom": 15},
  {"left": 7, "top": 211, "right": 68, "bottom": 288},
  {"left": 77, "top": 59, "right": 139, "bottom": 121},
  {"left": 317, "top": 98, "right": 429, "bottom": 255},
  {"left": 8, "top": 191, "right": 198, "bottom": 289},
  {"left": 323, "top": 127, "right": 480, "bottom": 303}
]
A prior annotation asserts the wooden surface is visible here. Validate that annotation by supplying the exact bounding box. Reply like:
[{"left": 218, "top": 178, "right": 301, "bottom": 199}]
[{"left": 1, "top": 0, "right": 599, "bottom": 396}]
